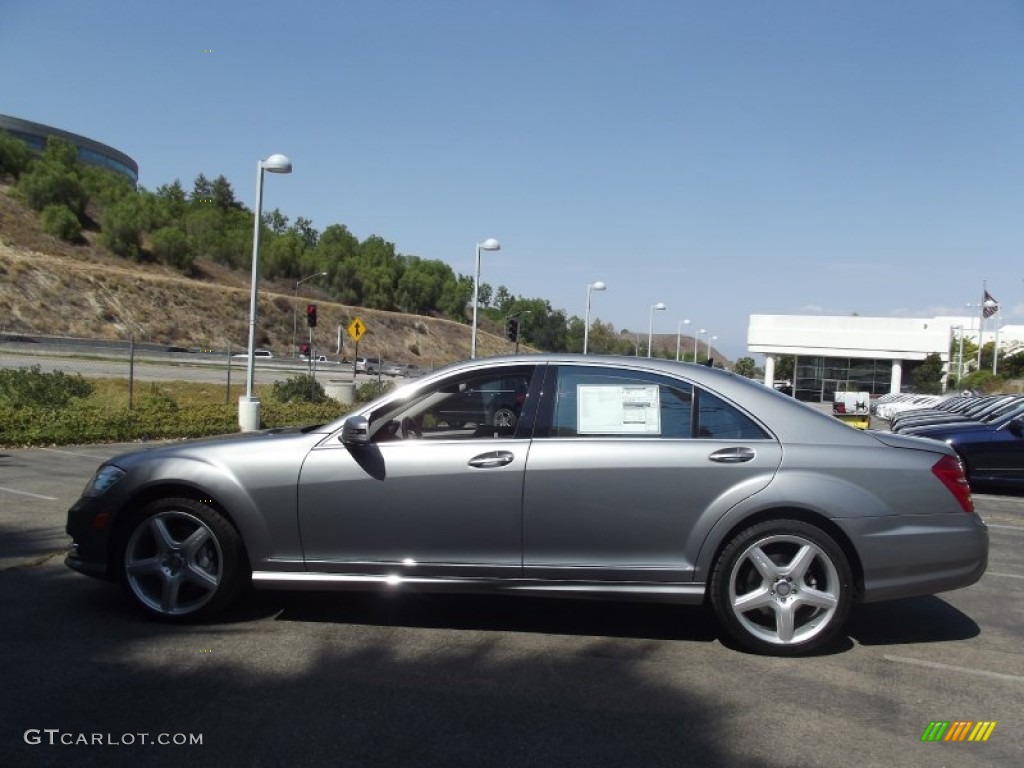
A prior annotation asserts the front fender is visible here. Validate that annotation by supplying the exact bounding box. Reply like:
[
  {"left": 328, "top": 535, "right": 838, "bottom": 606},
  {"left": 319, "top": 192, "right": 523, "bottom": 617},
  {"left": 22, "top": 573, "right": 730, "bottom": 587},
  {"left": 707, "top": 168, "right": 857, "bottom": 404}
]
[{"left": 116, "top": 451, "right": 304, "bottom": 572}]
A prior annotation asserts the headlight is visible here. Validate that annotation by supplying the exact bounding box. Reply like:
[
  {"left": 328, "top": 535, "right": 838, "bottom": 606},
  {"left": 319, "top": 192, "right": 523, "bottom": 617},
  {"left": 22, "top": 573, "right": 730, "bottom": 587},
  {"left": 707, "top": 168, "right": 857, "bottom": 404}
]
[{"left": 82, "top": 465, "right": 126, "bottom": 498}]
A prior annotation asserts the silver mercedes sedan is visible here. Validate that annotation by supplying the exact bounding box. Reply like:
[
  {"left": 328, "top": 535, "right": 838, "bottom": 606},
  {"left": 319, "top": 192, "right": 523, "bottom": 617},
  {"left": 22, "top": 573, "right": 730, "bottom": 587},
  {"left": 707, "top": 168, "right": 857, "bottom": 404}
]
[{"left": 66, "top": 355, "right": 988, "bottom": 656}]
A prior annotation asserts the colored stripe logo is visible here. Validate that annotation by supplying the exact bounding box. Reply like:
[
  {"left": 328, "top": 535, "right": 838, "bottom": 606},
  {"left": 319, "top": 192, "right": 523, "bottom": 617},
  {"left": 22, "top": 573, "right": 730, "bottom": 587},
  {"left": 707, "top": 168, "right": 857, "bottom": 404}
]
[{"left": 921, "top": 721, "right": 997, "bottom": 742}]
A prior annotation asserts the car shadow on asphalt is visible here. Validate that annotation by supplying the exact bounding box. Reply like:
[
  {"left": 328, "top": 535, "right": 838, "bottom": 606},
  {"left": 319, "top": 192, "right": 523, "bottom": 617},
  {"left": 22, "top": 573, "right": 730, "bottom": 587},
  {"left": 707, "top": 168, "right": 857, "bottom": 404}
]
[
  {"left": 259, "top": 590, "right": 722, "bottom": 644},
  {"left": 846, "top": 596, "right": 980, "bottom": 646}
]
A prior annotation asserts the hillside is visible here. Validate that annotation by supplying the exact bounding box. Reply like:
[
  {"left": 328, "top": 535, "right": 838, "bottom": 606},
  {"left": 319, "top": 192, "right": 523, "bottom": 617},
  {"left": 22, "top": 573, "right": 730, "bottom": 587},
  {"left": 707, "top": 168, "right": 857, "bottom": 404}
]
[
  {"left": 0, "top": 185, "right": 728, "bottom": 365},
  {"left": 0, "top": 186, "right": 522, "bottom": 365}
]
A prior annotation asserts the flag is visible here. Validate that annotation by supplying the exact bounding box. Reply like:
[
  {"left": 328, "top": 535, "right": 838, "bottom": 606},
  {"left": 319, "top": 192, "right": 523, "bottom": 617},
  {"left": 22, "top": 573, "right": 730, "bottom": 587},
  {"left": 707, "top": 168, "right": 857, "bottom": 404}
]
[{"left": 983, "top": 290, "right": 999, "bottom": 318}]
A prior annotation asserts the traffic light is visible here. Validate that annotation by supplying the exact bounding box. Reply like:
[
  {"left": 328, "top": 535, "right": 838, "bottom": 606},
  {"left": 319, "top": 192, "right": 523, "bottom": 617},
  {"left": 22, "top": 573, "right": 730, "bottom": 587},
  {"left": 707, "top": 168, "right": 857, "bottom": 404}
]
[
  {"left": 505, "top": 317, "right": 519, "bottom": 342},
  {"left": 306, "top": 304, "right": 318, "bottom": 328}
]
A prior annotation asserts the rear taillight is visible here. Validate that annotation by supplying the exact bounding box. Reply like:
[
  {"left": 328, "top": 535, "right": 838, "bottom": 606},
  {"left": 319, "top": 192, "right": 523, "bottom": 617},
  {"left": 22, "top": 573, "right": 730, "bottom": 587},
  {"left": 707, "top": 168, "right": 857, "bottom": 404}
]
[{"left": 931, "top": 454, "right": 974, "bottom": 513}]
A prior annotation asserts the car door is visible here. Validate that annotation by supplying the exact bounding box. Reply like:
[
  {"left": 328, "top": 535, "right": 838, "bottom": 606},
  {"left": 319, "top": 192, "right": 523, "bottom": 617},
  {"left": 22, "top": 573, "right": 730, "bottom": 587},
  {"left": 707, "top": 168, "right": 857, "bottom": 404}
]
[
  {"left": 296, "top": 363, "right": 541, "bottom": 578},
  {"left": 522, "top": 364, "right": 782, "bottom": 583}
]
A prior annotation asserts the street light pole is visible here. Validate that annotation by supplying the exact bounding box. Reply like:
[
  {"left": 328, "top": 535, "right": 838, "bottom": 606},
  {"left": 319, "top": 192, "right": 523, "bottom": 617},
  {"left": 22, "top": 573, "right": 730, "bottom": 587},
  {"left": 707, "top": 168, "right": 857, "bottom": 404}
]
[
  {"left": 675, "top": 319, "right": 690, "bottom": 361},
  {"left": 470, "top": 238, "right": 500, "bottom": 358},
  {"left": 705, "top": 334, "right": 717, "bottom": 363},
  {"left": 292, "top": 271, "right": 327, "bottom": 356},
  {"left": 694, "top": 329, "right": 706, "bottom": 362},
  {"left": 647, "top": 302, "right": 666, "bottom": 358},
  {"left": 583, "top": 281, "right": 606, "bottom": 354},
  {"left": 240, "top": 153, "right": 291, "bottom": 432}
]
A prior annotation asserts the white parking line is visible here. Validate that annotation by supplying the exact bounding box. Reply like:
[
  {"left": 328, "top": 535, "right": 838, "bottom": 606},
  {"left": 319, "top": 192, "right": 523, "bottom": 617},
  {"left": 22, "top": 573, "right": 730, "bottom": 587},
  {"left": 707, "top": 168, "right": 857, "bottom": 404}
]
[
  {"left": 0, "top": 486, "right": 58, "bottom": 501},
  {"left": 986, "top": 571, "right": 1024, "bottom": 580},
  {"left": 40, "top": 447, "right": 112, "bottom": 460},
  {"left": 885, "top": 655, "right": 1024, "bottom": 684}
]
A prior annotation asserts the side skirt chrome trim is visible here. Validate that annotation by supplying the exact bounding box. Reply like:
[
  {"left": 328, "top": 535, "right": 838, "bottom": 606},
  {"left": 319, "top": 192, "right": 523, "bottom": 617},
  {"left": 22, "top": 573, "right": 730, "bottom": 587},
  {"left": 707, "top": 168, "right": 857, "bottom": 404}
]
[{"left": 251, "top": 571, "right": 707, "bottom": 604}]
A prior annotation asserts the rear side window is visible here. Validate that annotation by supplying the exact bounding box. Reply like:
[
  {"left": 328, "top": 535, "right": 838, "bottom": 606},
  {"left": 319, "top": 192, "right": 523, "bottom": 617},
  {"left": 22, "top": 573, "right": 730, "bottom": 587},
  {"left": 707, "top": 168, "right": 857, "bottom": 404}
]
[
  {"left": 546, "top": 366, "right": 693, "bottom": 438},
  {"left": 696, "top": 390, "right": 769, "bottom": 440},
  {"left": 540, "top": 365, "right": 770, "bottom": 441}
]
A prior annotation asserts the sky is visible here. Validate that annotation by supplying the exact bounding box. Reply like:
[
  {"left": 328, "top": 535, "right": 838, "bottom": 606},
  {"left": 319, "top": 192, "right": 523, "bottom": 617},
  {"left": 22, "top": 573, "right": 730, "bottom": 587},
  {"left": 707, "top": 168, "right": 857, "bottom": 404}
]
[{"left": 2, "top": 0, "right": 1022, "bottom": 360}]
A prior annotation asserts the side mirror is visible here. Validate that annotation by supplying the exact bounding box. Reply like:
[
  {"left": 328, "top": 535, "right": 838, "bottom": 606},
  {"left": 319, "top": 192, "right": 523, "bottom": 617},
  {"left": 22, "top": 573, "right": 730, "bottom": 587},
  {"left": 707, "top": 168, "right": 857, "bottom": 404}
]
[
  {"left": 340, "top": 415, "right": 371, "bottom": 446},
  {"left": 1008, "top": 417, "right": 1024, "bottom": 438}
]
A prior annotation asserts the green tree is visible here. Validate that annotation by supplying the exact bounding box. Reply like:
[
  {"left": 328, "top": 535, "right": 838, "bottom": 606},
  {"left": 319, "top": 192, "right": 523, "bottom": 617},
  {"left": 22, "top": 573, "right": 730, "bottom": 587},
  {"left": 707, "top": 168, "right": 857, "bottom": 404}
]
[
  {"left": 191, "top": 173, "right": 213, "bottom": 203},
  {"left": 0, "top": 130, "right": 33, "bottom": 180},
  {"left": 356, "top": 235, "right": 399, "bottom": 309},
  {"left": 263, "top": 207, "right": 289, "bottom": 235},
  {"left": 908, "top": 353, "right": 945, "bottom": 394},
  {"left": 292, "top": 216, "right": 319, "bottom": 249},
  {"left": 18, "top": 164, "right": 88, "bottom": 218},
  {"left": 732, "top": 357, "right": 758, "bottom": 378},
  {"left": 395, "top": 256, "right": 456, "bottom": 315},
  {"left": 438, "top": 273, "right": 474, "bottom": 320},
  {"left": 773, "top": 356, "right": 795, "bottom": 383},
  {"left": 40, "top": 204, "right": 82, "bottom": 242},
  {"left": 80, "top": 165, "right": 133, "bottom": 208},
  {"left": 150, "top": 226, "right": 194, "bottom": 272},
  {"left": 41, "top": 136, "right": 79, "bottom": 171},
  {"left": 210, "top": 174, "right": 238, "bottom": 209},
  {"left": 100, "top": 196, "right": 144, "bottom": 259}
]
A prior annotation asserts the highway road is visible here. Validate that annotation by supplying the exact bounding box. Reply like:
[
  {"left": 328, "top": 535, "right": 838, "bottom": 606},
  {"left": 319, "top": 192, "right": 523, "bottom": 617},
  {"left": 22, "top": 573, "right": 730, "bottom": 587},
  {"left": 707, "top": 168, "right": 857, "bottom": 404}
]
[{"left": 0, "top": 334, "right": 399, "bottom": 386}]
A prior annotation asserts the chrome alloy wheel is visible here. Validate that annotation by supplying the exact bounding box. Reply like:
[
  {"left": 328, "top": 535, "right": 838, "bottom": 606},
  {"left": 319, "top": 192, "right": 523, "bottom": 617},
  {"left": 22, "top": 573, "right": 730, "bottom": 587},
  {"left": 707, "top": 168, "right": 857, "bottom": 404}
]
[
  {"left": 728, "top": 534, "right": 842, "bottom": 647},
  {"left": 124, "top": 510, "right": 224, "bottom": 617}
]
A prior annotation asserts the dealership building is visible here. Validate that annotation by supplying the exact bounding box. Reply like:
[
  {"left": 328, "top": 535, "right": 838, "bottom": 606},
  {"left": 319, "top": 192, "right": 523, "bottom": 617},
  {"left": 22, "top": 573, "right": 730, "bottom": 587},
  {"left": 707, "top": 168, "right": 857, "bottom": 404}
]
[
  {"left": 748, "top": 314, "right": 1024, "bottom": 401},
  {"left": 0, "top": 114, "right": 138, "bottom": 185}
]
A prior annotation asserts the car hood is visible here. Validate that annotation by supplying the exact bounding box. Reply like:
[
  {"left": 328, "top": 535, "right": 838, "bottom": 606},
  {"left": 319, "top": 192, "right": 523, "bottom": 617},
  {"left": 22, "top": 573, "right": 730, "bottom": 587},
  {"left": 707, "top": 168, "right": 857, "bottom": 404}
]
[{"left": 106, "top": 425, "right": 329, "bottom": 469}]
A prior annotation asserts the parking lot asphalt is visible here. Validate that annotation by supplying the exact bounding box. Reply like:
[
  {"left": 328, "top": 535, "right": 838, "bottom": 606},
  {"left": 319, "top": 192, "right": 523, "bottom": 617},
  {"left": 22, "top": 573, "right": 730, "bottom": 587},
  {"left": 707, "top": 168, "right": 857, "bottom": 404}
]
[{"left": 1, "top": 442, "right": 1022, "bottom": 768}]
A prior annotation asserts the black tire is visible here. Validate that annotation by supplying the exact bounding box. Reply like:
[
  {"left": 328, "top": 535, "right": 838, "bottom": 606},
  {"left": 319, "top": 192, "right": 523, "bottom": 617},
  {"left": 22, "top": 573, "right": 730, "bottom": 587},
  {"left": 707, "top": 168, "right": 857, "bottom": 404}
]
[
  {"left": 709, "top": 519, "right": 852, "bottom": 656},
  {"left": 120, "top": 498, "right": 247, "bottom": 622}
]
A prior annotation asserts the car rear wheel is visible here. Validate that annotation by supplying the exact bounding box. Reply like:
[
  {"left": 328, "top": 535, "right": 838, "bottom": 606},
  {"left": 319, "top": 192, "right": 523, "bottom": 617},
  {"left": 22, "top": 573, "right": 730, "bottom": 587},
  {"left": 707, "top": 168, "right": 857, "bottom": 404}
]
[
  {"left": 710, "top": 520, "right": 852, "bottom": 655},
  {"left": 121, "top": 498, "right": 246, "bottom": 621}
]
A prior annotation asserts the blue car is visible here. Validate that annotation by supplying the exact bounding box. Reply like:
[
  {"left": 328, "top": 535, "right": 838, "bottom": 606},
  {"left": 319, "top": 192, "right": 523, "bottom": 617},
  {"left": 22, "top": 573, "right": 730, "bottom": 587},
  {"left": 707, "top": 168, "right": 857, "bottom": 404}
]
[{"left": 914, "top": 413, "right": 1024, "bottom": 488}]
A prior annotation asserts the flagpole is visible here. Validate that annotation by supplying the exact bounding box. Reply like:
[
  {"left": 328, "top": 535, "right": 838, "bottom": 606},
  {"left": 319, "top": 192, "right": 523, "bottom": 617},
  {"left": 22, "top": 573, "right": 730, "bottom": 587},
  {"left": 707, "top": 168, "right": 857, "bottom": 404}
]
[{"left": 977, "top": 282, "right": 986, "bottom": 371}]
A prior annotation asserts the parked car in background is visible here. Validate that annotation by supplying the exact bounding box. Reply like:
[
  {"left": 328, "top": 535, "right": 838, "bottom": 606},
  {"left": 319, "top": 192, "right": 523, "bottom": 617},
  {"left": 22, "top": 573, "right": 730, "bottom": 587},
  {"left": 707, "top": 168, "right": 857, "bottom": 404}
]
[
  {"left": 912, "top": 411, "right": 1024, "bottom": 488},
  {"left": 892, "top": 395, "right": 1024, "bottom": 435},
  {"left": 65, "top": 354, "right": 987, "bottom": 657}
]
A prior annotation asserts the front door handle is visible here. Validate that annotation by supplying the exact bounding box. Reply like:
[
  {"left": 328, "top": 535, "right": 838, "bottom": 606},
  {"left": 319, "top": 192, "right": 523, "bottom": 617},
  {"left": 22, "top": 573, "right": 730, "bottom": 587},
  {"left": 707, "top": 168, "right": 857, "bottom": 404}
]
[
  {"left": 468, "top": 450, "right": 515, "bottom": 468},
  {"left": 708, "top": 447, "right": 756, "bottom": 464}
]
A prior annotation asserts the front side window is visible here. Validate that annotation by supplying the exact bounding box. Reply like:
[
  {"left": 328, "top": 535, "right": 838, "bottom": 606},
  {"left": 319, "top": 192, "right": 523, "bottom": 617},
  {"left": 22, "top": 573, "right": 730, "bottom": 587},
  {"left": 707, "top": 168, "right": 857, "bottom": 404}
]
[{"left": 368, "top": 365, "right": 537, "bottom": 442}]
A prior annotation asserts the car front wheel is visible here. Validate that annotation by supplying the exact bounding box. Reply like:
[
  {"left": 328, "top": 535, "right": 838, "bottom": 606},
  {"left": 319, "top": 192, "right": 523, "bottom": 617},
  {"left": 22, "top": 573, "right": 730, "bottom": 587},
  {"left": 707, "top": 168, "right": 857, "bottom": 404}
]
[
  {"left": 710, "top": 519, "right": 852, "bottom": 655},
  {"left": 120, "top": 498, "right": 247, "bottom": 621}
]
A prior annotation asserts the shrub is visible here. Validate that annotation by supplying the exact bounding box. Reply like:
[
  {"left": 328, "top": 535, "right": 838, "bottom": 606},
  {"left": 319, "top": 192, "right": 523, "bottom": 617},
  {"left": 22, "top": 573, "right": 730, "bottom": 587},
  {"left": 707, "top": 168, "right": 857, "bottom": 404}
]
[
  {"left": 272, "top": 374, "right": 327, "bottom": 403},
  {"left": 0, "top": 365, "right": 93, "bottom": 409},
  {"left": 40, "top": 204, "right": 82, "bottom": 242},
  {"left": 150, "top": 226, "right": 194, "bottom": 272},
  {"left": 100, "top": 196, "right": 144, "bottom": 259},
  {"left": 356, "top": 380, "right": 394, "bottom": 402},
  {"left": 18, "top": 165, "right": 88, "bottom": 217}
]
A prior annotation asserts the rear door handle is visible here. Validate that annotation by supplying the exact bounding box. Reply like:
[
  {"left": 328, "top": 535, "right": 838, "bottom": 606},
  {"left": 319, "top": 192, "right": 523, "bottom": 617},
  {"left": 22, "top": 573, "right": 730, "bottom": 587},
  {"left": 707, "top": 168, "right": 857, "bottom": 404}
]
[
  {"left": 708, "top": 447, "right": 756, "bottom": 464},
  {"left": 468, "top": 450, "right": 515, "bottom": 468}
]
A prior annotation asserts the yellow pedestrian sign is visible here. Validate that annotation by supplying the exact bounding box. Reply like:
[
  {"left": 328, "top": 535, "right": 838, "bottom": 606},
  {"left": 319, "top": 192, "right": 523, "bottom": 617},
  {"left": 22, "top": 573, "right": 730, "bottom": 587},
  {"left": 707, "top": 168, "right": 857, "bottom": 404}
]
[{"left": 347, "top": 318, "right": 366, "bottom": 342}]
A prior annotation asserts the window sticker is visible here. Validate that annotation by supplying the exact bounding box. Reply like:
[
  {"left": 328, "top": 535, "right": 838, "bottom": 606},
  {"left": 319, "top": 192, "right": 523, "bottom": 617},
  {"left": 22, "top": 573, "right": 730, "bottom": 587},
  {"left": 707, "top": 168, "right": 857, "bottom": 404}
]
[{"left": 577, "top": 384, "right": 661, "bottom": 434}]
